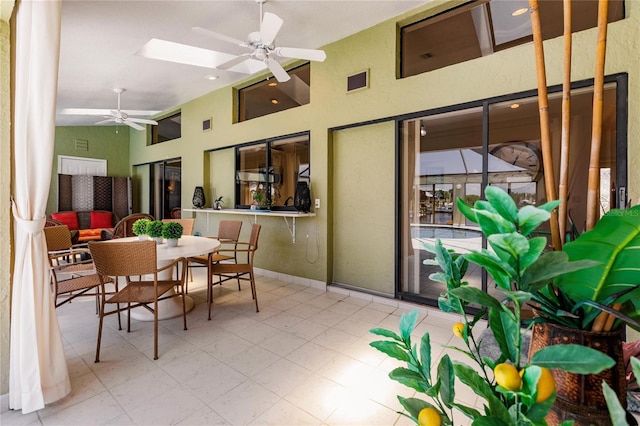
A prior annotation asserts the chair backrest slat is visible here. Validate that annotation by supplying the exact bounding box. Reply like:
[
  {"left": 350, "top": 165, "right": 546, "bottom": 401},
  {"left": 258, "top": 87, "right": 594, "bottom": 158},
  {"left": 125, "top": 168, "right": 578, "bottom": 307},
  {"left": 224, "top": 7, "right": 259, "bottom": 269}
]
[
  {"left": 44, "top": 225, "right": 73, "bottom": 251},
  {"left": 218, "top": 220, "right": 242, "bottom": 242},
  {"left": 162, "top": 219, "right": 195, "bottom": 236},
  {"left": 89, "top": 240, "right": 157, "bottom": 276}
]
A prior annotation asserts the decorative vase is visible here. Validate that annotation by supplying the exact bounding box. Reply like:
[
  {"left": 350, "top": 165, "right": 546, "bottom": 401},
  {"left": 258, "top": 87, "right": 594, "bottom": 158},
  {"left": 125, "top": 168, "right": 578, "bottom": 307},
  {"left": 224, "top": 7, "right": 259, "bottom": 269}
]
[
  {"left": 166, "top": 238, "right": 178, "bottom": 248},
  {"left": 294, "top": 181, "right": 311, "bottom": 213},
  {"left": 154, "top": 237, "right": 164, "bottom": 244},
  {"left": 138, "top": 235, "right": 147, "bottom": 241},
  {"left": 528, "top": 322, "right": 626, "bottom": 426},
  {"left": 192, "top": 186, "right": 206, "bottom": 208}
]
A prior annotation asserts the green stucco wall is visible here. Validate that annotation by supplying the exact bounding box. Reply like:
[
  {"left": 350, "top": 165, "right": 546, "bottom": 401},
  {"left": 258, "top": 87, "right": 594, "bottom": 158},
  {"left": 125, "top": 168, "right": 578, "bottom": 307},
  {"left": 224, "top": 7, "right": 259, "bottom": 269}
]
[
  {"left": 0, "top": 1, "right": 14, "bottom": 398},
  {"left": 124, "top": 0, "right": 640, "bottom": 294},
  {"left": 46, "top": 126, "right": 130, "bottom": 214}
]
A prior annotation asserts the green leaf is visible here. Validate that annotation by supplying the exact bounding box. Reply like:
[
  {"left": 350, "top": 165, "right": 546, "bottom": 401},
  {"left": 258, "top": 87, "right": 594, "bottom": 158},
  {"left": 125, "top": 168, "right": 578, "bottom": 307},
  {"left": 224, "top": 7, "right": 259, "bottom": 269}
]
[
  {"left": 520, "top": 251, "right": 598, "bottom": 292},
  {"left": 517, "top": 205, "right": 551, "bottom": 236},
  {"left": 450, "top": 286, "right": 504, "bottom": 311},
  {"left": 603, "top": 382, "right": 630, "bottom": 426},
  {"left": 472, "top": 417, "right": 509, "bottom": 426},
  {"left": 369, "top": 327, "right": 401, "bottom": 341},
  {"left": 454, "top": 362, "right": 511, "bottom": 422},
  {"left": 520, "top": 365, "right": 542, "bottom": 407},
  {"left": 451, "top": 402, "right": 482, "bottom": 420},
  {"left": 537, "top": 199, "right": 561, "bottom": 213},
  {"left": 397, "top": 396, "right": 434, "bottom": 420},
  {"left": 487, "top": 233, "right": 531, "bottom": 264},
  {"left": 389, "top": 367, "right": 427, "bottom": 392},
  {"left": 556, "top": 205, "right": 640, "bottom": 305},
  {"left": 369, "top": 341, "right": 410, "bottom": 362},
  {"left": 519, "top": 237, "right": 548, "bottom": 271},
  {"left": 476, "top": 210, "right": 517, "bottom": 236},
  {"left": 437, "top": 355, "right": 455, "bottom": 408},
  {"left": 464, "top": 251, "right": 514, "bottom": 289},
  {"left": 457, "top": 197, "right": 478, "bottom": 224},
  {"left": 399, "top": 310, "right": 419, "bottom": 342},
  {"left": 530, "top": 344, "right": 615, "bottom": 374},
  {"left": 485, "top": 185, "right": 518, "bottom": 223},
  {"left": 420, "top": 332, "right": 432, "bottom": 381},
  {"left": 488, "top": 308, "right": 519, "bottom": 364}
]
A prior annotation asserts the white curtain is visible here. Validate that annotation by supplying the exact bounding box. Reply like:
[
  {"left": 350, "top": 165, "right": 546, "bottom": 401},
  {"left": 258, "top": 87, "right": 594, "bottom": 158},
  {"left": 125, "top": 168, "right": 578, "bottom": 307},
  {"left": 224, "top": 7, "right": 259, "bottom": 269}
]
[{"left": 10, "top": 0, "right": 70, "bottom": 413}]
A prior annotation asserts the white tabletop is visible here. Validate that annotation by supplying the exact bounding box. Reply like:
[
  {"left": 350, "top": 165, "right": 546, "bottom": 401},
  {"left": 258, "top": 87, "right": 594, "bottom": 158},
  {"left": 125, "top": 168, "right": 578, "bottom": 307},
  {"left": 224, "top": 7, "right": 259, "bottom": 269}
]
[{"left": 111, "top": 235, "right": 220, "bottom": 260}]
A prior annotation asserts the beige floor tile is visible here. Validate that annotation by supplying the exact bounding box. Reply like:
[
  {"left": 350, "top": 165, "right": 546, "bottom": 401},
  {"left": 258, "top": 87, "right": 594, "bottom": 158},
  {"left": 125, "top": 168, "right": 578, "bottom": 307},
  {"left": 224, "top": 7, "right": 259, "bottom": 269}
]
[
  {"left": 223, "top": 344, "right": 281, "bottom": 377},
  {"left": 175, "top": 407, "right": 231, "bottom": 425},
  {"left": 207, "top": 380, "right": 280, "bottom": 425},
  {"left": 253, "top": 399, "right": 323, "bottom": 425},
  {"left": 311, "top": 328, "right": 359, "bottom": 352},
  {"left": 202, "top": 333, "right": 253, "bottom": 361},
  {"left": 286, "top": 319, "right": 328, "bottom": 341},
  {"left": 109, "top": 368, "right": 179, "bottom": 411},
  {"left": 0, "top": 409, "right": 41, "bottom": 426},
  {"left": 126, "top": 384, "right": 208, "bottom": 425},
  {"left": 39, "top": 391, "right": 123, "bottom": 426},
  {"left": 182, "top": 362, "right": 248, "bottom": 404},
  {"left": 284, "top": 374, "right": 349, "bottom": 421},
  {"left": 286, "top": 341, "right": 339, "bottom": 372},
  {"left": 349, "top": 306, "right": 391, "bottom": 324},
  {"left": 91, "top": 352, "right": 159, "bottom": 389},
  {"left": 263, "top": 311, "right": 305, "bottom": 331},
  {"left": 253, "top": 358, "right": 314, "bottom": 397},
  {"left": 36, "top": 371, "right": 106, "bottom": 419},
  {"left": 325, "top": 393, "right": 401, "bottom": 425},
  {"left": 258, "top": 330, "right": 307, "bottom": 357}
]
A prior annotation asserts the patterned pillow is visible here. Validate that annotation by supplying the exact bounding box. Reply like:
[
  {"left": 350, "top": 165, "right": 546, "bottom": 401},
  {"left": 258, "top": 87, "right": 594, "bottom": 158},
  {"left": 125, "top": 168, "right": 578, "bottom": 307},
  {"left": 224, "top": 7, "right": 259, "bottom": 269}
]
[
  {"left": 50, "top": 211, "right": 79, "bottom": 230},
  {"left": 90, "top": 211, "right": 113, "bottom": 229}
]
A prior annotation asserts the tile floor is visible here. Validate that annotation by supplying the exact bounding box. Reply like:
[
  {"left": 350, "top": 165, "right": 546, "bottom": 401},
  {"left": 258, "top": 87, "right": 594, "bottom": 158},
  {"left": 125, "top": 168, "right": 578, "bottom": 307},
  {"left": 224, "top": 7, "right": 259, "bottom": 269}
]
[{"left": 1, "top": 269, "right": 483, "bottom": 426}]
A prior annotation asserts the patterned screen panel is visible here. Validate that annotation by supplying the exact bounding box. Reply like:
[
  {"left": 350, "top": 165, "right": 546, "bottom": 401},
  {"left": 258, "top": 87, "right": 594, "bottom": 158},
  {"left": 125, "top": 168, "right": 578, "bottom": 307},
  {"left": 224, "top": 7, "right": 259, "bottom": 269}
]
[{"left": 57, "top": 174, "right": 132, "bottom": 220}]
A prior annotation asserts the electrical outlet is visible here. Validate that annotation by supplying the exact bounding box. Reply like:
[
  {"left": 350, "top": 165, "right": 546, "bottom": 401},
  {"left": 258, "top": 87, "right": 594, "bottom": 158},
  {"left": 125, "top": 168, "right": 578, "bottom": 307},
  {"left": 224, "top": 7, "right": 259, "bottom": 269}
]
[{"left": 315, "top": 198, "right": 320, "bottom": 209}]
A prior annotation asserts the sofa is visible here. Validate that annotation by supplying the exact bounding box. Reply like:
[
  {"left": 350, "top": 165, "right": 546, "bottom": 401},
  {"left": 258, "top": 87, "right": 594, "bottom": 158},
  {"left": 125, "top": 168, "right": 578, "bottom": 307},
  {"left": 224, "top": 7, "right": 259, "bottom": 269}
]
[{"left": 49, "top": 210, "right": 118, "bottom": 242}]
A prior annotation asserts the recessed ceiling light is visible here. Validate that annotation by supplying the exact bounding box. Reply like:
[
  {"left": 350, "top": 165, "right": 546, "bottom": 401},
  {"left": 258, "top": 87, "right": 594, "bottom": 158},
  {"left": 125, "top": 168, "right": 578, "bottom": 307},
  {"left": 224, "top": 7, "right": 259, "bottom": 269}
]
[
  {"left": 205, "top": 75, "right": 219, "bottom": 80},
  {"left": 512, "top": 7, "right": 528, "bottom": 16},
  {"left": 271, "top": 99, "right": 279, "bottom": 105},
  {"left": 510, "top": 103, "right": 520, "bottom": 109},
  {"left": 268, "top": 81, "right": 278, "bottom": 87}
]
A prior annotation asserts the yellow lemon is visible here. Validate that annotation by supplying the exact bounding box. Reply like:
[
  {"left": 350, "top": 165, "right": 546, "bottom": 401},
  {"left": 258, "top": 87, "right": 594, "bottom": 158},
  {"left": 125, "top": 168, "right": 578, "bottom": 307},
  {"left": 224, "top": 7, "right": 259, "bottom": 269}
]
[
  {"left": 452, "top": 322, "right": 465, "bottom": 338},
  {"left": 535, "top": 367, "right": 555, "bottom": 402},
  {"left": 494, "top": 363, "right": 522, "bottom": 391},
  {"left": 417, "top": 407, "right": 441, "bottom": 426}
]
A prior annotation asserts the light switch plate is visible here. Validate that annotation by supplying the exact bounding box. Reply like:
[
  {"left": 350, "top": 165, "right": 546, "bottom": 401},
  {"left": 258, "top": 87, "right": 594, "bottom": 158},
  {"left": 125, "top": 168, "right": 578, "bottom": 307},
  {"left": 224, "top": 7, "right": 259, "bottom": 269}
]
[{"left": 315, "top": 199, "right": 320, "bottom": 209}]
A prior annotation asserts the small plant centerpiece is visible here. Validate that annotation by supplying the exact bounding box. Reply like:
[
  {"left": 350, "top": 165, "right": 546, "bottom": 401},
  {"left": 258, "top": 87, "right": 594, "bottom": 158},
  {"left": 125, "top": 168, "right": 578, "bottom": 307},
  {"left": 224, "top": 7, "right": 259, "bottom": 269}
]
[
  {"left": 147, "top": 220, "right": 164, "bottom": 244},
  {"left": 251, "top": 185, "right": 269, "bottom": 210},
  {"left": 161, "top": 221, "right": 183, "bottom": 247},
  {"left": 369, "top": 186, "right": 637, "bottom": 425},
  {"left": 132, "top": 218, "right": 151, "bottom": 240},
  {"left": 213, "top": 196, "right": 224, "bottom": 210}
]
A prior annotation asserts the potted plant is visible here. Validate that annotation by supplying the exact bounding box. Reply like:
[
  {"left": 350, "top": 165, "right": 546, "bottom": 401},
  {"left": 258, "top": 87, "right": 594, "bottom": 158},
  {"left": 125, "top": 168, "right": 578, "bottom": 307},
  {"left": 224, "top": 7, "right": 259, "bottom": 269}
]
[
  {"left": 147, "top": 220, "right": 164, "bottom": 244},
  {"left": 132, "top": 218, "right": 150, "bottom": 240},
  {"left": 213, "top": 196, "right": 224, "bottom": 210},
  {"left": 371, "top": 186, "right": 639, "bottom": 425},
  {"left": 161, "top": 221, "right": 183, "bottom": 247},
  {"left": 251, "top": 185, "right": 269, "bottom": 210}
]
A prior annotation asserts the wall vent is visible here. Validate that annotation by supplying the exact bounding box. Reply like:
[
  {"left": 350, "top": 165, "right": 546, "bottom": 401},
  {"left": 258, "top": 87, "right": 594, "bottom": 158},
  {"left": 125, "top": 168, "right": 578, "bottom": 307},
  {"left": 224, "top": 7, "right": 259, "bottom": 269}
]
[
  {"left": 347, "top": 70, "right": 369, "bottom": 92},
  {"left": 202, "top": 118, "right": 212, "bottom": 132},
  {"left": 74, "top": 139, "right": 88, "bottom": 151}
]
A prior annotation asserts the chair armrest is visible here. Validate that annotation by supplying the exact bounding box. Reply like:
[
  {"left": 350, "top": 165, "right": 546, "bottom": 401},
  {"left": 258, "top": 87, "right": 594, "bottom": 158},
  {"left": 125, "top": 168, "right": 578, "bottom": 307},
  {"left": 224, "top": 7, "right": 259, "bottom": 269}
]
[
  {"left": 101, "top": 229, "right": 115, "bottom": 240},
  {"left": 156, "top": 257, "right": 186, "bottom": 274}
]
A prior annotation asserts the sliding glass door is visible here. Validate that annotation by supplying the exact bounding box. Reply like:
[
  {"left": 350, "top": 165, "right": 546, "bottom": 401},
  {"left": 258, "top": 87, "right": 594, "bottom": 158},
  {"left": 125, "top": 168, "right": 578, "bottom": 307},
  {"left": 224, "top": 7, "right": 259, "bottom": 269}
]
[
  {"left": 399, "top": 77, "right": 626, "bottom": 307},
  {"left": 150, "top": 159, "right": 181, "bottom": 219}
]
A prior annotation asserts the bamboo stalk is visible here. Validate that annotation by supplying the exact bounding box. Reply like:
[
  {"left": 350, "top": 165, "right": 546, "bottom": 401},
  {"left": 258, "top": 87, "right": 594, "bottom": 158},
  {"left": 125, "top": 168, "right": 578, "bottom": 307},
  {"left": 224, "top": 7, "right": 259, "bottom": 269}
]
[
  {"left": 585, "top": 0, "right": 609, "bottom": 230},
  {"left": 592, "top": 310, "right": 608, "bottom": 332},
  {"left": 603, "top": 303, "right": 622, "bottom": 332},
  {"left": 529, "top": 0, "right": 561, "bottom": 251},
  {"left": 558, "top": 0, "right": 572, "bottom": 246}
]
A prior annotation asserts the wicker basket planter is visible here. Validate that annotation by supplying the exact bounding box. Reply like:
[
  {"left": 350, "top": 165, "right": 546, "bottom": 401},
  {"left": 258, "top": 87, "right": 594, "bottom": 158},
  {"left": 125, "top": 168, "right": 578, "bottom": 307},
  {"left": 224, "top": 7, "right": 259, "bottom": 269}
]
[{"left": 528, "top": 322, "right": 627, "bottom": 426}]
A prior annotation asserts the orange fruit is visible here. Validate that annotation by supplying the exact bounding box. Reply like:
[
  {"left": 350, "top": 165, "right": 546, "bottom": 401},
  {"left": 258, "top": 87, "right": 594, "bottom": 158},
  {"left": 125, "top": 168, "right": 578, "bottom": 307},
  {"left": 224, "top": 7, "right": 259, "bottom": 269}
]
[
  {"left": 494, "top": 363, "right": 522, "bottom": 391},
  {"left": 452, "top": 322, "right": 465, "bottom": 338},
  {"left": 417, "top": 407, "right": 441, "bottom": 426},
  {"left": 535, "top": 367, "right": 555, "bottom": 402}
]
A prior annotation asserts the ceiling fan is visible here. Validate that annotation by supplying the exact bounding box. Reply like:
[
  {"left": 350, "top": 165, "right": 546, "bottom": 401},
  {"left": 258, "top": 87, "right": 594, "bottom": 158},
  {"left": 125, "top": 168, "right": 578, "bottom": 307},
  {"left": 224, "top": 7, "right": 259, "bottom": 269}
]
[
  {"left": 60, "top": 88, "right": 160, "bottom": 131},
  {"left": 138, "top": 0, "right": 326, "bottom": 83}
]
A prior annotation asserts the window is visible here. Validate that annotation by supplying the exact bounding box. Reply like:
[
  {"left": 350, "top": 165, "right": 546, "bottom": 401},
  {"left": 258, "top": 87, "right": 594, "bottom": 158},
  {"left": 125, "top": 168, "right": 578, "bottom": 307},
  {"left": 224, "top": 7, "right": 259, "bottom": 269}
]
[
  {"left": 152, "top": 112, "right": 181, "bottom": 144},
  {"left": 401, "top": 0, "right": 624, "bottom": 78},
  {"left": 235, "top": 133, "right": 310, "bottom": 210},
  {"left": 400, "top": 77, "right": 626, "bottom": 308},
  {"left": 238, "top": 64, "right": 311, "bottom": 122}
]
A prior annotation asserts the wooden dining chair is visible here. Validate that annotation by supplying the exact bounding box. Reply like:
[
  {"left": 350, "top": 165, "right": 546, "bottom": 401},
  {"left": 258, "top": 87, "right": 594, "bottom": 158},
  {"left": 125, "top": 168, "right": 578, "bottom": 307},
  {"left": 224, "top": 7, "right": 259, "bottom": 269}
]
[
  {"left": 208, "top": 223, "right": 261, "bottom": 319},
  {"left": 186, "top": 220, "right": 242, "bottom": 292},
  {"left": 161, "top": 218, "right": 195, "bottom": 236},
  {"left": 88, "top": 240, "right": 188, "bottom": 362}
]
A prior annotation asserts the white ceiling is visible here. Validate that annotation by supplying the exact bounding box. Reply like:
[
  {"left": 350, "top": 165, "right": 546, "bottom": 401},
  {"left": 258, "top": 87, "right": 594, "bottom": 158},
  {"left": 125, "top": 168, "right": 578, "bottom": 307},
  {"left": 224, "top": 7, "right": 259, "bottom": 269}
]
[{"left": 56, "top": 0, "right": 428, "bottom": 126}]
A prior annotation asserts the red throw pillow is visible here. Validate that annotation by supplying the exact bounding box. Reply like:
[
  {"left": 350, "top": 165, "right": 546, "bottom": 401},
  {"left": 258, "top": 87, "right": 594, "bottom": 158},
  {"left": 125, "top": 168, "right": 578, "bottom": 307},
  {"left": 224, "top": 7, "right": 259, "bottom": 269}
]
[
  {"left": 90, "top": 211, "right": 113, "bottom": 229},
  {"left": 51, "top": 211, "right": 79, "bottom": 230}
]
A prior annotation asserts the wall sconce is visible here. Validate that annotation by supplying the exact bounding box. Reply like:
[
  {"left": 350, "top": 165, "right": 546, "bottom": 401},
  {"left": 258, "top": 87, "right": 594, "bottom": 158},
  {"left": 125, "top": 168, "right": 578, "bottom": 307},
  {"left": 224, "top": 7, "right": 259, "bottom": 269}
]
[{"left": 420, "top": 125, "right": 427, "bottom": 137}]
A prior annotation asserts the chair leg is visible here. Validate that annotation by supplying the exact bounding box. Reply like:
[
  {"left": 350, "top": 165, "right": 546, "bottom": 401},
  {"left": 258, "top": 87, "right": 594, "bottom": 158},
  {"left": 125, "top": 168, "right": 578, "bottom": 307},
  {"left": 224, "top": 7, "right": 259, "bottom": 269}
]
[
  {"left": 250, "top": 270, "right": 259, "bottom": 312},
  {"left": 127, "top": 302, "right": 131, "bottom": 332},
  {"left": 207, "top": 264, "right": 213, "bottom": 321},
  {"left": 95, "top": 302, "right": 105, "bottom": 363},
  {"left": 153, "top": 298, "right": 159, "bottom": 360}
]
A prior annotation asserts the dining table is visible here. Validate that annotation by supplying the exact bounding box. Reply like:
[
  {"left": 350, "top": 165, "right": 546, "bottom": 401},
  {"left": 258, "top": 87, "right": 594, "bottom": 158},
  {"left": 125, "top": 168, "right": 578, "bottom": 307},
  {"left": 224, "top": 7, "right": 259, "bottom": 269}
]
[{"left": 108, "top": 235, "right": 220, "bottom": 321}]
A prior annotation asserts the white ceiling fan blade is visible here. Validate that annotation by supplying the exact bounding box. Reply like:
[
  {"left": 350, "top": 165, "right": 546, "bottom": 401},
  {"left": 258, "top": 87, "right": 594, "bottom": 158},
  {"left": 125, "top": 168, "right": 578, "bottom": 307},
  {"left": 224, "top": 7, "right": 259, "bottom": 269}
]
[
  {"left": 137, "top": 38, "right": 237, "bottom": 69},
  {"left": 95, "top": 118, "right": 115, "bottom": 125},
  {"left": 260, "top": 12, "right": 283, "bottom": 45},
  {"left": 124, "top": 120, "right": 145, "bottom": 131},
  {"left": 127, "top": 118, "right": 158, "bottom": 125},
  {"left": 61, "top": 108, "right": 160, "bottom": 116},
  {"left": 192, "top": 27, "right": 247, "bottom": 47},
  {"left": 267, "top": 58, "right": 290, "bottom": 83},
  {"left": 217, "top": 54, "right": 251, "bottom": 70},
  {"left": 275, "top": 47, "right": 326, "bottom": 62}
]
